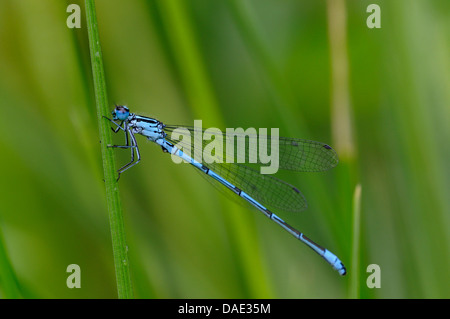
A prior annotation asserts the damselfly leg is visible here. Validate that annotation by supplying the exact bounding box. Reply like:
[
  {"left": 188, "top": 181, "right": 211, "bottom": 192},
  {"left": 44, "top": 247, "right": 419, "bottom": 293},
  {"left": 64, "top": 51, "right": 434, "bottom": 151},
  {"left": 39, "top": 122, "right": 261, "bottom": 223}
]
[
  {"left": 104, "top": 116, "right": 141, "bottom": 180},
  {"left": 116, "top": 128, "right": 140, "bottom": 177}
]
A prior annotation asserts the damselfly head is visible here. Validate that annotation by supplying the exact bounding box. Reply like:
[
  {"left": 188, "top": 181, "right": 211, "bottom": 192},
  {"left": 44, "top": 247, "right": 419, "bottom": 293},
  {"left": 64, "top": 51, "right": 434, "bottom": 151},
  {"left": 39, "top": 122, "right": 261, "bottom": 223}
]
[{"left": 112, "top": 105, "right": 130, "bottom": 121}]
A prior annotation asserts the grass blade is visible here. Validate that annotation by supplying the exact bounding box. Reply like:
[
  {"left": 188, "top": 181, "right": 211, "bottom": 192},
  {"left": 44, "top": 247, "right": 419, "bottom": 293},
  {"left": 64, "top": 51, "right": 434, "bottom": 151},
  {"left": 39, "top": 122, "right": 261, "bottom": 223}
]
[
  {"left": 155, "top": 0, "right": 273, "bottom": 297},
  {"left": 326, "top": 0, "right": 355, "bottom": 160},
  {"left": 85, "top": 0, "right": 133, "bottom": 299},
  {"left": 349, "top": 184, "right": 362, "bottom": 299}
]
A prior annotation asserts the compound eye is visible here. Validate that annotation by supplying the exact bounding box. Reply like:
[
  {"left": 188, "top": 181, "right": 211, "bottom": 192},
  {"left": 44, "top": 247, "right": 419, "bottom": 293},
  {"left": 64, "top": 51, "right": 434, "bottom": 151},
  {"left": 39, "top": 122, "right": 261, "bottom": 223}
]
[{"left": 115, "top": 105, "right": 130, "bottom": 120}]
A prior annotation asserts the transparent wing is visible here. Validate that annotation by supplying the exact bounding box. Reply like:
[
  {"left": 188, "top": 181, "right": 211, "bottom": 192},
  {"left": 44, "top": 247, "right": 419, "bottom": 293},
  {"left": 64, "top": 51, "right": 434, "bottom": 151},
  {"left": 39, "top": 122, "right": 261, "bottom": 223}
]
[
  {"left": 164, "top": 125, "right": 338, "bottom": 172},
  {"left": 164, "top": 125, "right": 338, "bottom": 212},
  {"left": 200, "top": 161, "right": 307, "bottom": 213}
]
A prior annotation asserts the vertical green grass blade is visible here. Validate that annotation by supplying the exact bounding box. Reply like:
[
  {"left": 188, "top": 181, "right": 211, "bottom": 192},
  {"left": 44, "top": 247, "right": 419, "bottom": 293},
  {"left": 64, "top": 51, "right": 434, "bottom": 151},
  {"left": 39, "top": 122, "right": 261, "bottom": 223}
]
[
  {"left": 327, "top": 0, "right": 360, "bottom": 286},
  {"left": 155, "top": 0, "right": 273, "bottom": 298},
  {"left": 326, "top": 0, "right": 355, "bottom": 161},
  {"left": 85, "top": 0, "right": 133, "bottom": 299},
  {"left": 349, "top": 184, "right": 362, "bottom": 299},
  {"left": 226, "top": 0, "right": 304, "bottom": 134},
  {"left": 155, "top": 0, "right": 222, "bottom": 124}
]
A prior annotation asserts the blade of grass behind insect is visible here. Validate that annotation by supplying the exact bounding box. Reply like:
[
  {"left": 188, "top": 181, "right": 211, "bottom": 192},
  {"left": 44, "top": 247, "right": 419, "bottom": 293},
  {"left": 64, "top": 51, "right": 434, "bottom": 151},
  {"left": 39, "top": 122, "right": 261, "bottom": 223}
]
[
  {"left": 226, "top": 0, "right": 305, "bottom": 135},
  {"left": 226, "top": 0, "right": 350, "bottom": 285},
  {"left": 153, "top": 0, "right": 273, "bottom": 298},
  {"left": 326, "top": 0, "right": 359, "bottom": 269}
]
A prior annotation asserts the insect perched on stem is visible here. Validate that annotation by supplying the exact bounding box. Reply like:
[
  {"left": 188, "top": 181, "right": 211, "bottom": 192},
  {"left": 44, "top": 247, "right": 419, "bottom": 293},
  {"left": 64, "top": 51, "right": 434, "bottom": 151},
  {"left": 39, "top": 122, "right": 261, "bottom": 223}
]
[{"left": 105, "top": 105, "right": 346, "bottom": 276}]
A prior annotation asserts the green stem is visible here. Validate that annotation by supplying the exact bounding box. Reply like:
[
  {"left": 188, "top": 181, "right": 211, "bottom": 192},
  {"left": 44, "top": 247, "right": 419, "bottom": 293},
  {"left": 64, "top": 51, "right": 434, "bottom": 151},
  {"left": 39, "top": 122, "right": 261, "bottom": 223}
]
[
  {"left": 349, "top": 184, "right": 362, "bottom": 299},
  {"left": 85, "top": 0, "right": 133, "bottom": 299}
]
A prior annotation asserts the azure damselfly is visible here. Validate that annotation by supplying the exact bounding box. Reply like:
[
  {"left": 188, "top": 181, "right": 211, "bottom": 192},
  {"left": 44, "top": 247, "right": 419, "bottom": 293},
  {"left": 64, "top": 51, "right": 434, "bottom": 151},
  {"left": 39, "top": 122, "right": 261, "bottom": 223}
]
[{"left": 105, "top": 105, "right": 347, "bottom": 276}]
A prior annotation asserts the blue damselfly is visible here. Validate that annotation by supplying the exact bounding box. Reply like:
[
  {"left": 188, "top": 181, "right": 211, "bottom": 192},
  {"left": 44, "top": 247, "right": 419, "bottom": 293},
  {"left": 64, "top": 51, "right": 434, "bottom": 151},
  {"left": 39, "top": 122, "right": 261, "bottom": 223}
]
[{"left": 105, "top": 105, "right": 347, "bottom": 276}]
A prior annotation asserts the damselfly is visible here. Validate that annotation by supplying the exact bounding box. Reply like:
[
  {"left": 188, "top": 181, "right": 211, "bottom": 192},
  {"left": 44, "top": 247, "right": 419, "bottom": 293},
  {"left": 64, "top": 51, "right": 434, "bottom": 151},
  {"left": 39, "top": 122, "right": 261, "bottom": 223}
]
[{"left": 105, "top": 105, "right": 347, "bottom": 276}]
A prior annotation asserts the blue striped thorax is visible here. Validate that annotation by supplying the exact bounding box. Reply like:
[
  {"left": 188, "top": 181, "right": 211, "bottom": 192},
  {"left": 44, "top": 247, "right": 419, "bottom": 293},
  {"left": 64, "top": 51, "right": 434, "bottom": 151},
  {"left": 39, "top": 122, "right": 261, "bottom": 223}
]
[
  {"left": 112, "top": 105, "right": 166, "bottom": 142},
  {"left": 131, "top": 115, "right": 166, "bottom": 142}
]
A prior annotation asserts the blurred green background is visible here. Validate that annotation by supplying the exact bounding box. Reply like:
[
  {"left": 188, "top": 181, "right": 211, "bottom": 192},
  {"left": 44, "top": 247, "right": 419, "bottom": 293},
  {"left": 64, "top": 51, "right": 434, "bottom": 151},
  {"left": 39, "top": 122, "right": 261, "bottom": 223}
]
[{"left": 0, "top": 0, "right": 449, "bottom": 298}]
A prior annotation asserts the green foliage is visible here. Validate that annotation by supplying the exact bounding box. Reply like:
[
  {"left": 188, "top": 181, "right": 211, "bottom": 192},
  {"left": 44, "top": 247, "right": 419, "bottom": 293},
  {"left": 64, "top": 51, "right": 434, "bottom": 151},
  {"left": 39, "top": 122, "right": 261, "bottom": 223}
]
[{"left": 0, "top": 0, "right": 448, "bottom": 298}]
